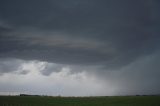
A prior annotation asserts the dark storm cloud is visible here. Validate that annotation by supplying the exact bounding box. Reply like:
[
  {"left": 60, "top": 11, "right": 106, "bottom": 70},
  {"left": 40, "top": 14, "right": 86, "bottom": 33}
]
[
  {"left": 0, "top": 0, "right": 160, "bottom": 96},
  {"left": 40, "top": 63, "right": 64, "bottom": 76},
  {"left": 109, "top": 51, "right": 160, "bottom": 95},
  {"left": 0, "top": 0, "right": 160, "bottom": 70},
  {"left": 0, "top": 58, "right": 21, "bottom": 74}
]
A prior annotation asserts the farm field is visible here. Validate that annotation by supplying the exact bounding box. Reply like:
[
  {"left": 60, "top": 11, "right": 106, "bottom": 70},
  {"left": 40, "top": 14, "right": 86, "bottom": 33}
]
[{"left": 0, "top": 95, "right": 160, "bottom": 106}]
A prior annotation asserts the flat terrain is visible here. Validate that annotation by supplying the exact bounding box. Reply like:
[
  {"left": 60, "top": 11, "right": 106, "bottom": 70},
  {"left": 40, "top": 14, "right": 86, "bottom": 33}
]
[{"left": 0, "top": 96, "right": 160, "bottom": 106}]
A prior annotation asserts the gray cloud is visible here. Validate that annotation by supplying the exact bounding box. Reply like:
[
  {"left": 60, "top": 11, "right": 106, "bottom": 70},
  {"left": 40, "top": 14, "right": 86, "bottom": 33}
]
[
  {"left": 41, "top": 62, "right": 64, "bottom": 76},
  {"left": 0, "top": 58, "right": 22, "bottom": 74},
  {"left": 0, "top": 0, "right": 160, "bottom": 95},
  {"left": 113, "top": 51, "right": 160, "bottom": 95},
  {"left": 0, "top": 0, "right": 159, "bottom": 69}
]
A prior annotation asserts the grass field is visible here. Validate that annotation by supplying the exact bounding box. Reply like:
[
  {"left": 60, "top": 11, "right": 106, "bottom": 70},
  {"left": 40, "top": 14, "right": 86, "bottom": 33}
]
[{"left": 0, "top": 95, "right": 160, "bottom": 106}]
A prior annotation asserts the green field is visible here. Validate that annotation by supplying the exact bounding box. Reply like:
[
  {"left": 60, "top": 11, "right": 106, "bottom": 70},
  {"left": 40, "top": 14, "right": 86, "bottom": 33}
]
[{"left": 0, "top": 96, "right": 160, "bottom": 106}]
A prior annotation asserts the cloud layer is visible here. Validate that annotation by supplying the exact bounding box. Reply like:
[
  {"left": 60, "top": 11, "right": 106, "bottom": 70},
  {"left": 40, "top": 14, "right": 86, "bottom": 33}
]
[{"left": 0, "top": 0, "right": 160, "bottom": 96}]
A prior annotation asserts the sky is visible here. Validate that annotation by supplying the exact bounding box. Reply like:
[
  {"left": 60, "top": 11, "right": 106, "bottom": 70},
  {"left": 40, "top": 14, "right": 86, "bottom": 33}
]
[{"left": 0, "top": 0, "right": 160, "bottom": 96}]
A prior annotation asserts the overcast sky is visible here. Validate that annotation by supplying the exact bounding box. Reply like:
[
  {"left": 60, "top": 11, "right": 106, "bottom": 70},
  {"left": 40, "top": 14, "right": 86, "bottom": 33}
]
[{"left": 0, "top": 0, "right": 160, "bottom": 96}]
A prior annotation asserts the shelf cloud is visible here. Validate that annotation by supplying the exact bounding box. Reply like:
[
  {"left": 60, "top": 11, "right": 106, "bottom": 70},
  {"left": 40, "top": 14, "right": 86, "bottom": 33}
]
[{"left": 0, "top": 0, "right": 160, "bottom": 96}]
